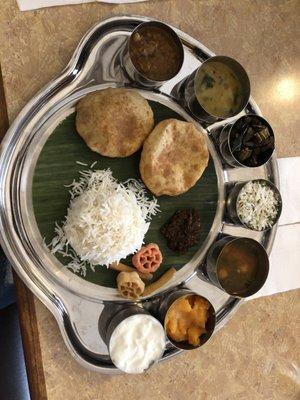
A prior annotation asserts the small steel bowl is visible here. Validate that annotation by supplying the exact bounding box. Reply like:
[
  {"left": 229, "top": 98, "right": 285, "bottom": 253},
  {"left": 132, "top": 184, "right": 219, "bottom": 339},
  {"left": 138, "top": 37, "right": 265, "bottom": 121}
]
[
  {"left": 183, "top": 55, "right": 250, "bottom": 122},
  {"left": 159, "top": 289, "right": 216, "bottom": 350},
  {"left": 206, "top": 236, "right": 269, "bottom": 298},
  {"left": 106, "top": 305, "right": 166, "bottom": 373},
  {"left": 219, "top": 114, "right": 275, "bottom": 168},
  {"left": 227, "top": 179, "right": 282, "bottom": 231},
  {"left": 122, "top": 20, "right": 184, "bottom": 87}
]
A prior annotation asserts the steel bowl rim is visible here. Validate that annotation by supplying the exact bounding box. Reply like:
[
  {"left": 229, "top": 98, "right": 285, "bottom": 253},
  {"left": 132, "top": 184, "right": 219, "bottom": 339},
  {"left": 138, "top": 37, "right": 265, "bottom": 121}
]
[
  {"left": 234, "top": 178, "right": 283, "bottom": 231},
  {"left": 215, "top": 236, "right": 270, "bottom": 298},
  {"left": 193, "top": 55, "right": 251, "bottom": 119},
  {"left": 163, "top": 292, "right": 216, "bottom": 350},
  {"left": 227, "top": 113, "right": 275, "bottom": 168},
  {"left": 128, "top": 20, "right": 184, "bottom": 83},
  {"left": 108, "top": 311, "right": 166, "bottom": 373}
]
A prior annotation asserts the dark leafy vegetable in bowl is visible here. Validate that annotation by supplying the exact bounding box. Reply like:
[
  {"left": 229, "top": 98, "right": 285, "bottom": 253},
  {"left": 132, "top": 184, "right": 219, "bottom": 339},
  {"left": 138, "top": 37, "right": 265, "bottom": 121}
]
[{"left": 230, "top": 115, "right": 275, "bottom": 167}]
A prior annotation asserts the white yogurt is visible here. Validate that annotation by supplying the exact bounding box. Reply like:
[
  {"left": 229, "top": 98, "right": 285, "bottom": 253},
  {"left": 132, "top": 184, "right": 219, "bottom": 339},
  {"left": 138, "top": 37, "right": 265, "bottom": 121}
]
[{"left": 109, "top": 314, "right": 166, "bottom": 374}]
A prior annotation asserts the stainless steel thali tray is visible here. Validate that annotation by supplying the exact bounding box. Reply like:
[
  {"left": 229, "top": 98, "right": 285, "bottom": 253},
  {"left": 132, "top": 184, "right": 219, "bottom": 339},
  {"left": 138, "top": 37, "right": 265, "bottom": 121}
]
[{"left": 0, "top": 15, "right": 279, "bottom": 373}]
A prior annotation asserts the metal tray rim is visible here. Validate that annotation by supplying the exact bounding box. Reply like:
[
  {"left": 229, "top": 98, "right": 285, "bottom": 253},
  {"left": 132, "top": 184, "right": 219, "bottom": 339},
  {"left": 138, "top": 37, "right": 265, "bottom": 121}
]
[{"left": 0, "top": 14, "right": 279, "bottom": 373}]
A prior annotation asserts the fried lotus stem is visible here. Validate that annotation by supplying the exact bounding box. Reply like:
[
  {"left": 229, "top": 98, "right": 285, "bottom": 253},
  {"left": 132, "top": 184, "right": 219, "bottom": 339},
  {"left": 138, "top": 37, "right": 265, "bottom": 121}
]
[
  {"left": 110, "top": 262, "right": 153, "bottom": 281},
  {"left": 143, "top": 267, "right": 176, "bottom": 296},
  {"left": 117, "top": 271, "right": 145, "bottom": 299}
]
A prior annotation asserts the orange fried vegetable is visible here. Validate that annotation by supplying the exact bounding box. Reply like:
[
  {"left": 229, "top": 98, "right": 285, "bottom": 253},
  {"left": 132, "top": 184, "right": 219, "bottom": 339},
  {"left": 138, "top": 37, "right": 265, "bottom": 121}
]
[
  {"left": 165, "top": 295, "right": 210, "bottom": 347},
  {"left": 132, "top": 243, "right": 163, "bottom": 273}
]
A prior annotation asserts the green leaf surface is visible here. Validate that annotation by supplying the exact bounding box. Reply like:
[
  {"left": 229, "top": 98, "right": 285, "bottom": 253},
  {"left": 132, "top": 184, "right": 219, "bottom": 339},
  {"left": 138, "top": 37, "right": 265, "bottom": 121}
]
[{"left": 32, "top": 101, "right": 218, "bottom": 288}]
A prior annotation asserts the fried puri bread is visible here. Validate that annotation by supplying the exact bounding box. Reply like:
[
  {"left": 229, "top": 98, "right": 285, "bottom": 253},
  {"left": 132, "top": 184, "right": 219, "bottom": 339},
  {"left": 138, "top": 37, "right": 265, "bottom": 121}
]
[
  {"left": 140, "top": 119, "right": 209, "bottom": 196},
  {"left": 76, "top": 88, "right": 154, "bottom": 158}
]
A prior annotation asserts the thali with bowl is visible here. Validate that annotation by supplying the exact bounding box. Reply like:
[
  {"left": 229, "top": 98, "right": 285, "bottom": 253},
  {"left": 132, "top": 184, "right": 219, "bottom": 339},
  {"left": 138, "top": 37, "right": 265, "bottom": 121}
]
[{"left": 0, "top": 15, "right": 280, "bottom": 373}]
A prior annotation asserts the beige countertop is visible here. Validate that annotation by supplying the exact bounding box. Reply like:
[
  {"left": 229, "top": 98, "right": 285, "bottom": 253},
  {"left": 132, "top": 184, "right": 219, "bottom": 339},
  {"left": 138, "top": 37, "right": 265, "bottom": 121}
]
[{"left": 0, "top": 0, "right": 299, "bottom": 399}]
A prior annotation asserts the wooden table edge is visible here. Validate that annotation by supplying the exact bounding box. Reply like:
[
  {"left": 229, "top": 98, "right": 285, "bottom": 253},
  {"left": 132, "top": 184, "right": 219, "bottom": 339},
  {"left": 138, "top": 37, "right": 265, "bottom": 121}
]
[{"left": 0, "top": 64, "right": 48, "bottom": 400}]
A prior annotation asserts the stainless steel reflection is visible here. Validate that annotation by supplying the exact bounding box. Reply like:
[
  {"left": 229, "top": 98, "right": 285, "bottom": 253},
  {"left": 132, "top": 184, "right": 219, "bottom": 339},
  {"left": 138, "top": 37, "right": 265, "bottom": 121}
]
[
  {"left": 159, "top": 288, "right": 216, "bottom": 350},
  {"left": 0, "top": 15, "right": 279, "bottom": 373},
  {"left": 206, "top": 236, "right": 269, "bottom": 297},
  {"left": 183, "top": 56, "right": 250, "bottom": 123},
  {"left": 122, "top": 20, "right": 184, "bottom": 87},
  {"left": 219, "top": 114, "right": 275, "bottom": 168},
  {"left": 227, "top": 179, "right": 282, "bottom": 230}
]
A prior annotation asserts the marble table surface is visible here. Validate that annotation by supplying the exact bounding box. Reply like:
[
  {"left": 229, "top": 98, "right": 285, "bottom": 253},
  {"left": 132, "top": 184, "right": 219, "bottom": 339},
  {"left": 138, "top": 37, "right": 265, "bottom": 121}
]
[{"left": 0, "top": 0, "right": 299, "bottom": 399}]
